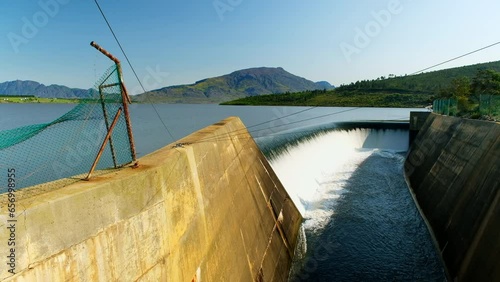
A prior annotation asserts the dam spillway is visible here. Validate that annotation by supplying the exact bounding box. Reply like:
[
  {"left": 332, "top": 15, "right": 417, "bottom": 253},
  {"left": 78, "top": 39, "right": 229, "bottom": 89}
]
[
  {"left": 0, "top": 117, "right": 302, "bottom": 281},
  {"left": 257, "top": 125, "right": 446, "bottom": 281}
]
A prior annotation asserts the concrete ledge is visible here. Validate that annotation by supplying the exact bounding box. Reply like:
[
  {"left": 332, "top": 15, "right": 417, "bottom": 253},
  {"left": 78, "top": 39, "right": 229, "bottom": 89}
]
[
  {"left": 405, "top": 113, "right": 499, "bottom": 281},
  {"left": 0, "top": 116, "right": 302, "bottom": 281}
]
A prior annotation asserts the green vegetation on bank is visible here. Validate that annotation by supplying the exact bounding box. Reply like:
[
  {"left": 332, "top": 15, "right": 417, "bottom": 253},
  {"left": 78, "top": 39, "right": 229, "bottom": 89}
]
[
  {"left": 433, "top": 69, "right": 500, "bottom": 120},
  {"left": 0, "top": 95, "right": 79, "bottom": 104},
  {"left": 221, "top": 89, "right": 432, "bottom": 107}
]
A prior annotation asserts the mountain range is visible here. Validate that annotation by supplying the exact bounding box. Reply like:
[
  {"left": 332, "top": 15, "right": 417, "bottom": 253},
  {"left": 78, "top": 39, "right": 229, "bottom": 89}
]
[
  {"left": 0, "top": 67, "right": 333, "bottom": 103},
  {"left": 7, "top": 60, "right": 499, "bottom": 104},
  {"left": 133, "top": 67, "right": 334, "bottom": 103},
  {"left": 0, "top": 80, "right": 93, "bottom": 99}
]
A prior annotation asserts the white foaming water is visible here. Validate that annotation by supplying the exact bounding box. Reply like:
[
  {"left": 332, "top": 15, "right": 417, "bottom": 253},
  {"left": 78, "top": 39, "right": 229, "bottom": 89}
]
[
  {"left": 274, "top": 128, "right": 447, "bottom": 281},
  {"left": 268, "top": 129, "right": 396, "bottom": 232}
]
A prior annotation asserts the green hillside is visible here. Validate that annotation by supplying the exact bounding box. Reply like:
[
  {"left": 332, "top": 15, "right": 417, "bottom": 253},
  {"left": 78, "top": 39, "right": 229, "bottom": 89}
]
[
  {"left": 222, "top": 60, "right": 500, "bottom": 107},
  {"left": 133, "top": 67, "right": 333, "bottom": 104},
  {"left": 338, "top": 61, "right": 500, "bottom": 94}
]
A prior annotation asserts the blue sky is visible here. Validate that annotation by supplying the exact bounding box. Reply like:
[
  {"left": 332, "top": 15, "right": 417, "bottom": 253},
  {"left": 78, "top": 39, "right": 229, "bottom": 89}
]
[{"left": 1, "top": 0, "right": 500, "bottom": 94}]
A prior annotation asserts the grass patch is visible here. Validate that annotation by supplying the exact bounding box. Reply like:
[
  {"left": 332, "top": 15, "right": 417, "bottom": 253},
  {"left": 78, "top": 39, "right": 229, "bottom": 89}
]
[{"left": 0, "top": 96, "right": 79, "bottom": 104}]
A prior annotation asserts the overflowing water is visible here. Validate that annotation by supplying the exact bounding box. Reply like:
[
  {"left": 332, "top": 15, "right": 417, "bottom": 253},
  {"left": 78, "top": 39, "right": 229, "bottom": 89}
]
[{"left": 258, "top": 127, "right": 447, "bottom": 281}]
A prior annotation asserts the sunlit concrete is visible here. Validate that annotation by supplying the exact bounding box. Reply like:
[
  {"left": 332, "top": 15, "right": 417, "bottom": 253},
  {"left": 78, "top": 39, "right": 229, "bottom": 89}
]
[{"left": 0, "top": 117, "right": 302, "bottom": 281}]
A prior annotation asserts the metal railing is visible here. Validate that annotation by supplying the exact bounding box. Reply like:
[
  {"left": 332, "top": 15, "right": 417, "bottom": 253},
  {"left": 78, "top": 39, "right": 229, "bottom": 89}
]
[
  {"left": 478, "top": 95, "right": 500, "bottom": 120},
  {"left": 433, "top": 95, "right": 500, "bottom": 121},
  {"left": 433, "top": 98, "right": 458, "bottom": 116}
]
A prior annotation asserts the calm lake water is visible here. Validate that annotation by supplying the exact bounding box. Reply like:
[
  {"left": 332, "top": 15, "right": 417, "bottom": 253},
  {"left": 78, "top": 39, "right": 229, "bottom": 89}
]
[
  {"left": 1, "top": 103, "right": 424, "bottom": 156},
  {"left": 0, "top": 103, "right": 445, "bottom": 281}
]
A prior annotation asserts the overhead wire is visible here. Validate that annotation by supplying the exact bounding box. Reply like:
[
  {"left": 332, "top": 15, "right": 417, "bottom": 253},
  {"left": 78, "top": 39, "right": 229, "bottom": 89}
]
[
  {"left": 191, "top": 107, "right": 362, "bottom": 144},
  {"left": 93, "top": 0, "right": 176, "bottom": 141},
  {"left": 410, "top": 41, "right": 500, "bottom": 75},
  {"left": 248, "top": 107, "right": 360, "bottom": 135},
  {"left": 245, "top": 106, "right": 319, "bottom": 131},
  {"left": 190, "top": 106, "right": 321, "bottom": 144}
]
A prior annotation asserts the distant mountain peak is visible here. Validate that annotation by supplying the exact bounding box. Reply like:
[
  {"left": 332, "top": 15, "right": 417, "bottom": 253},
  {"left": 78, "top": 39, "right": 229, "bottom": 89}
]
[
  {"left": 315, "top": 81, "right": 335, "bottom": 89},
  {"left": 228, "top": 67, "right": 289, "bottom": 75},
  {"left": 134, "top": 67, "right": 330, "bottom": 104}
]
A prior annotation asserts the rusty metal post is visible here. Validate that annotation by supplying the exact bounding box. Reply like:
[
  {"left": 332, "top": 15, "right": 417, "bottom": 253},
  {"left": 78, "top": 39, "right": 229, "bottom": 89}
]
[
  {"left": 98, "top": 86, "right": 118, "bottom": 168},
  {"left": 90, "top": 41, "right": 137, "bottom": 163},
  {"left": 85, "top": 108, "right": 122, "bottom": 180},
  {"left": 90, "top": 41, "right": 120, "bottom": 64}
]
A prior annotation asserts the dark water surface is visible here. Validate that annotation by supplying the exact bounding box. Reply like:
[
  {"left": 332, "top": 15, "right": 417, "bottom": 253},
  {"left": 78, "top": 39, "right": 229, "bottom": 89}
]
[{"left": 292, "top": 152, "right": 445, "bottom": 281}]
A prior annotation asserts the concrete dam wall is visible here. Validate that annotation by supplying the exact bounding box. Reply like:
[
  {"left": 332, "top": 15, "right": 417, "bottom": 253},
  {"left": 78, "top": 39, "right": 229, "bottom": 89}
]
[
  {"left": 0, "top": 117, "right": 302, "bottom": 281},
  {"left": 405, "top": 113, "right": 499, "bottom": 281}
]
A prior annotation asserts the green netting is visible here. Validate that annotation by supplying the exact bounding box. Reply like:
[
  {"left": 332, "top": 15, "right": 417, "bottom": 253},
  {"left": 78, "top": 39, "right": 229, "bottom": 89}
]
[
  {"left": 433, "top": 98, "right": 458, "bottom": 116},
  {"left": 433, "top": 95, "right": 500, "bottom": 120},
  {"left": 479, "top": 94, "right": 500, "bottom": 120},
  {"left": 0, "top": 65, "right": 133, "bottom": 193}
]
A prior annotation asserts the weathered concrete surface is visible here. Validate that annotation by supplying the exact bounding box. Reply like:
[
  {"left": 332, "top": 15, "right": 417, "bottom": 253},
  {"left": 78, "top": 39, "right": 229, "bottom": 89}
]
[
  {"left": 409, "top": 111, "right": 431, "bottom": 146},
  {"left": 0, "top": 117, "right": 302, "bottom": 281},
  {"left": 405, "top": 113, "right": 499, "bottom": 282}
]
